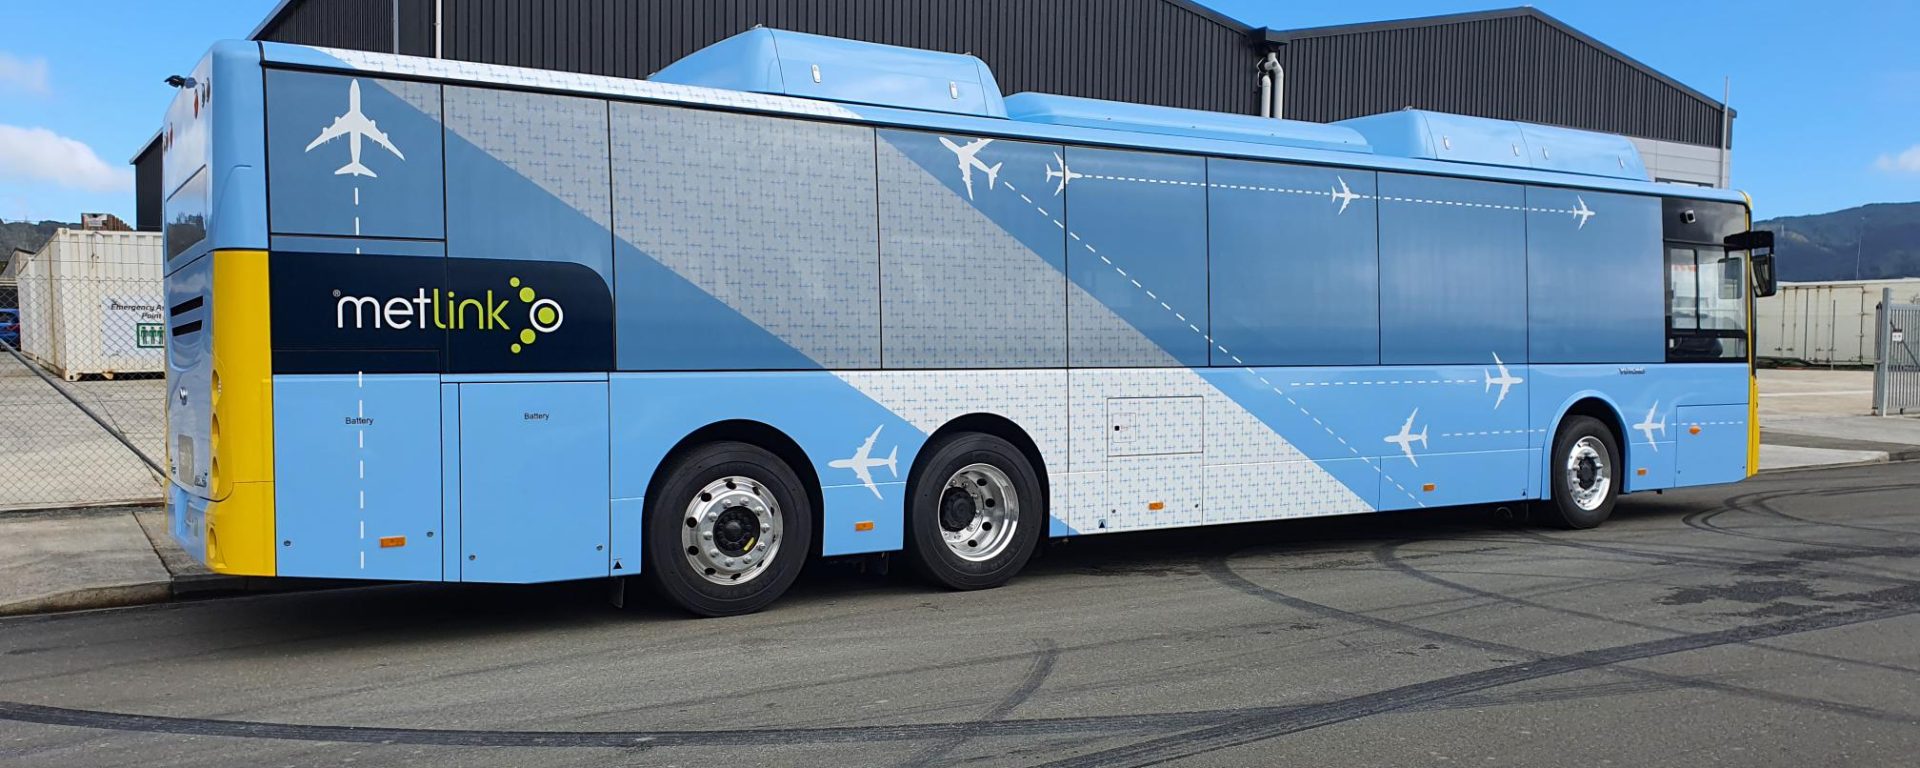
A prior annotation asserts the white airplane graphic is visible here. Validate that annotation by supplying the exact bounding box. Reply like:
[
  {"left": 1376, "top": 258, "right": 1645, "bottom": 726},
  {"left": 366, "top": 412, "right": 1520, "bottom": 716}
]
[
  {"left": 1483, "top": 352, "right": 1524, "bottom": 410},
  {"left": 1044, "top": 152, "right": 1083, "bottom": 195},
  {"left": 828, "top": 425, "right": 899, "bottom": 499},
  {"left": 1384, "top": 408, "right": 1429, "bottom": 467},
  {"left": 1571, "top": 196, "right": 1595, "bottom": 229},
  {"left": 303, "top": 79, "right": 404, "bottom": 178},
  {"left": 938, "top": 137, "right": 1000, "bottom": 199},
  {"left": 1633, "top": 401, "right": 1666, "bottom": 452},
  {"left": 1330, "top": 176, "right": 1360, "bottom": 214}
]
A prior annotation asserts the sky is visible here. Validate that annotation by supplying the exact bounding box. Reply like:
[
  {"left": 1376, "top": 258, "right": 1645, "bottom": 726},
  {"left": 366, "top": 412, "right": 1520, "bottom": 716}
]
[{"left": 0, "top": 0, "right": 1914, "bottom": 224}]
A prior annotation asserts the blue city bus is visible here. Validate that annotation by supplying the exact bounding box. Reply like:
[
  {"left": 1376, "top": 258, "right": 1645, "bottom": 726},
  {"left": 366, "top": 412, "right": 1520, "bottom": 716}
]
[{"left": 162, "top": 29, "right": 1778, "bottom": 616}]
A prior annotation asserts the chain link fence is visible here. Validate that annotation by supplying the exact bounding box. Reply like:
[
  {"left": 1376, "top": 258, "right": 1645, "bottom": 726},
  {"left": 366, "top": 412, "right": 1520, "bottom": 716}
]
[{"left": 1, "top": 229, "right": 169, "bottom": 511}]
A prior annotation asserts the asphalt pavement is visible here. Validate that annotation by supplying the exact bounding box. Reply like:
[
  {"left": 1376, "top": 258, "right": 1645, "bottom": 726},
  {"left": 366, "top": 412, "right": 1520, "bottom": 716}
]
[{"left": 3, "top": 463, "right": 1918, "bottom": 767}]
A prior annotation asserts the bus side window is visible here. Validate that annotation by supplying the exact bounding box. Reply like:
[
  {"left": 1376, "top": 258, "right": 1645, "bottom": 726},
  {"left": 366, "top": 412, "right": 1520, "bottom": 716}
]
[{"left": 1666, "top": 244, "right": 1747, "bottom": 361}]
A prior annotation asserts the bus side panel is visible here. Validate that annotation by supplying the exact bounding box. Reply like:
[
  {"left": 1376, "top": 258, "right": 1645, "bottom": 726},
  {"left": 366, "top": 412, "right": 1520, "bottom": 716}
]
[
  {"left": 457, "top": 381, "right": 609, "bottom": 583},
  {"left": 274, "top": 373, "right": 443, "bottom": 580},
  {"left": 1529, "top": 364, "right": 1750, "bottom": 494},
  {"left": 1675, "top": 404, "right": 1751, "bottom": 486},
  {"left": 609, "top": 373, "right": 928, "bottom": 559}
]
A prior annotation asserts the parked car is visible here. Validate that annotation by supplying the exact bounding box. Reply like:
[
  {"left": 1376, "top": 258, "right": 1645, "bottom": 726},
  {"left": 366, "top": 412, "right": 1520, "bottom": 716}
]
[{"left": 0, "top": 308, "right": 19, "bottom": 349}]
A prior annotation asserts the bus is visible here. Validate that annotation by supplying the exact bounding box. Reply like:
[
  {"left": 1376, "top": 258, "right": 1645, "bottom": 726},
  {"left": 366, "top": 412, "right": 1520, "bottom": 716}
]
[{"left": 162, "top": 29, "right": 1777, "bottom": 616}]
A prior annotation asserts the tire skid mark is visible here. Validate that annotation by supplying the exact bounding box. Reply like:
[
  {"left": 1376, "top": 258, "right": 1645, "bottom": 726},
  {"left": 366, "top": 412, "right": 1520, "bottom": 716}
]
[
  {"left": 1030, "top": 557, "right": 1920, "bottom": 768},
  {"left": 1372, "top": 541, "right": 1920, "bottom": 696},
  {"left": 895, "top": 639, "right": 1059, "bottom": 768},
  {"left": 1685, "top": 483, "right": 1920, "bottom": 559},
  {"left": 1733, "top": 483, "right": 1920, "bottom": 539},
  {"left": 1510, "top": 528, "right": 1920, "bottom": 589}
]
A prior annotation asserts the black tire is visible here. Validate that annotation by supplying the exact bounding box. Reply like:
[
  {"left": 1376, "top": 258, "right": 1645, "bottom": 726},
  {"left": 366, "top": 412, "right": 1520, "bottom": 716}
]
[
  {"left": 905, "top": 432, "right": 1044, "bottom": 590},
  {"left": 1542, "top": 415, "right": 1621, "bottom": 530},
  {"left": 643, "top": 441, "right": 812, "bottom": 617}
]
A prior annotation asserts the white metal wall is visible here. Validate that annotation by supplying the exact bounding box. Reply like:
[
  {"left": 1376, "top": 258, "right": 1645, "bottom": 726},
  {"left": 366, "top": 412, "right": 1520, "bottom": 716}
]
[
  {"left": 1628, "top": 137, "right": 1728, "bottom": 188},
  {"left": 1756, "top": 279, "right": 1920, "bottom": 365}
]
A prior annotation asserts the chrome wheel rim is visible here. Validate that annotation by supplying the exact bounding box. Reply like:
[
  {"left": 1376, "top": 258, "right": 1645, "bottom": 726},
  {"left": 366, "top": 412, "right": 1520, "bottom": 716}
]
[
  {"left": 1564, "top": 436, "right": 1611, "bottom": 512},
  {"left": 681, "top": 476, "right": 782, "bottom": 585},
  {"left": 939, "top": 463, "right": 1019, "bottom": 562}
]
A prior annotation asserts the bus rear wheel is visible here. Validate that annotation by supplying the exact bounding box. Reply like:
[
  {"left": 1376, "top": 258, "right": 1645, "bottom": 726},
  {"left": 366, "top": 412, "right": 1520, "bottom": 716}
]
[
  {"left": 644, "top": 441, "right": 812, "bottom": 617},
  {"left": 1542, "top": 415, "right": 1621, "bottom": 530},
  {"left": 905, "top": 433, "right": 1043, "bottom": 590}
]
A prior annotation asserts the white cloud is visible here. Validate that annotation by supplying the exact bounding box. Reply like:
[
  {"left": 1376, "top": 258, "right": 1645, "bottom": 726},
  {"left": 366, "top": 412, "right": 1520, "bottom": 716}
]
[
  {"left": 1874, "top": 144, "right": 1920, "bottom": 174},
  {"left": 0, "top": 53, "right": 49, "bottom": 94},
  {"left": 0, "top": 125, "right": 134, "bottom": 193}
]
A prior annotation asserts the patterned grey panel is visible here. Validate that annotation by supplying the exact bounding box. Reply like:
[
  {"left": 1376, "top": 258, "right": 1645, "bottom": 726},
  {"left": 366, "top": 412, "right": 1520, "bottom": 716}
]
[
  {"left": 876, "top": 138, "right": 1066, "bottom": 368},
  {"left": 444, "top": 86, "right": 612, "bottom": 230},
  {"left": 1108, "top": 454, "right": 1205, "bottom": 530},
  {"left": 611, "top": 103, "right": 880, "bottom": 369},
  {"left": 836, "top": 369, "right": 1068, "bottom": 477},
  {"left": 1066, "top": 280, "right": 1178, "bottom": 372}
]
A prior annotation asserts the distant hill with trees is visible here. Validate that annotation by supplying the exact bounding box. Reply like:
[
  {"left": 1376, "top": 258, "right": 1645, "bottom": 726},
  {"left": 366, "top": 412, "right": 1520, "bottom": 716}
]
[
  {"left": 1, "top": 220, "right": 77, "bottom": 258},
  {"left": 1757, "top": 202, "right": 1920, "bottom": 282}
]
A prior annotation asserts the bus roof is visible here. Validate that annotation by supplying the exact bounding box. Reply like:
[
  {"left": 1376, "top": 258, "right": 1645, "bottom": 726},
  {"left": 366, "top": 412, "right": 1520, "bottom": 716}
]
[{"left": 257, "top": 35, "right": 1747, "bottom": 205}]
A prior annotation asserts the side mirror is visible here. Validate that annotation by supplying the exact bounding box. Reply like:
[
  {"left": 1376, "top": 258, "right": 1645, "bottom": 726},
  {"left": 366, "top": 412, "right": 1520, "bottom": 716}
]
[
  {"left": 1750, "top": 252, "right": 1778, "bottom": 298},
  {"left": 1725, "top": 230, "right": 1778, "bottom": 298}
]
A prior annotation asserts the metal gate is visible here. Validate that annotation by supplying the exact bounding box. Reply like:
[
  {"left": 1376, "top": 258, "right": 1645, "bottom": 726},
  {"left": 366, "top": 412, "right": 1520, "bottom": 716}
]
[{"left": 1874, "top": 288, "right": 1920, "bottom": 415}]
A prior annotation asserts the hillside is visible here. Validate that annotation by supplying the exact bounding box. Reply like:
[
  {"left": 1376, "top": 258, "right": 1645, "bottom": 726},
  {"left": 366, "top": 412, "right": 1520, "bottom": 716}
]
[
  {"left": 1757, "top": 202, "right": 1920, "bottom": 282},
  {"left": 0, "top": 220, "right": 73, "bottom": 258}
]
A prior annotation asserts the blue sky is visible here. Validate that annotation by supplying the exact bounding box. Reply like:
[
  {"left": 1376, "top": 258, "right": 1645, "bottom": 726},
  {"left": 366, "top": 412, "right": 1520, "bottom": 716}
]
[{"left": 0, "top": 0, "right": 1914, "bottom": 224}]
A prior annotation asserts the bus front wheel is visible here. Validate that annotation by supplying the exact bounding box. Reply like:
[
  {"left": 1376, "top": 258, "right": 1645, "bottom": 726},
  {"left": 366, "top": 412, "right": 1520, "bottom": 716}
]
[
  {"left": 905, "top": 432, "right": 1043, "bottom": 590},
  {"left": 644, "top": 441, "right": 813, "bottom": 617},
  {"left": 1543, "top": 415, "right": 1621, "bottom": 530}
]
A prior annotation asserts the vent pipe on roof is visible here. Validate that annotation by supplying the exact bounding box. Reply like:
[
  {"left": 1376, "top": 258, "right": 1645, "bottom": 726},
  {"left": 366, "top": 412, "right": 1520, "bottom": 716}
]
[{"left": 1258, "top": 52, "right": 1284, "bottom": 120}]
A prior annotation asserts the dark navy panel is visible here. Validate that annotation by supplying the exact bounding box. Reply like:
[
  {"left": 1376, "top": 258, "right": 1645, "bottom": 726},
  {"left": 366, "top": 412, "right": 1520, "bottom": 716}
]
[
  {"left": 1064, "top": 147, "right": 1209, "bottom": 367},
  {"left": 268, "top": 252, "right": 613, "bottom": 375},
  {"left": 1208, "top": 159, "right": 1379, "bottom": 366},
  {"left": 459, "top": 382, "right": 610, "bottom": 583},
  {"left": 274, "top": 374, "right": 443, "bottom": 580},
  {"left": 270, "top": 251, "right": 448, "bottom": 374},
  {"left": 877, "top": 130, "right": 1065, "bottom": 368},
  {"left": 1377, "top": 173, "right": 1527, "bottom": 366},
  {"left": 264, "top": 71, "right": 444, "bottom": 240},
  {"left": 1527, "top": 188, "right": 1663, "bottom": 363},
  {"left": 443, "top": 87, "right": 614, "bottom": 283}
]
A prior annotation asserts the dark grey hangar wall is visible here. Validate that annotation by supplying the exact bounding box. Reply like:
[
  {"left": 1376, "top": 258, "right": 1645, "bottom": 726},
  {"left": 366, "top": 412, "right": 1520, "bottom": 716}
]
[{"left": 131, "top": 1, "right": 1735, "bottom": 230}]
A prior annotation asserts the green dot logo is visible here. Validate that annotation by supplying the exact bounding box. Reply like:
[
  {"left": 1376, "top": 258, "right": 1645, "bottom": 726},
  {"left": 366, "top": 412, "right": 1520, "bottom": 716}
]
[{"left": 507, "top": 276, "right": 565, "bottom": 354}]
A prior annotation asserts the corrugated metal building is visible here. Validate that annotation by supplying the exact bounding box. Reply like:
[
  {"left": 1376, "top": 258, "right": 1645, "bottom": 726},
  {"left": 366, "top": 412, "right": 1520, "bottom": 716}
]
[{"left": 130, "top": 1, "right": 1734, "bottom": 230}]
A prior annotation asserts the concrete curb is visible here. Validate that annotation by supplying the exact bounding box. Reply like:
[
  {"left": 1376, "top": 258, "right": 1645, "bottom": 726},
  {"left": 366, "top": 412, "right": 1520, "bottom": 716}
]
[
  {"left": 1756, "top": 455, "right": 1891, "bottom": 474},
  {"left": 0, "top": 582, "right": 174, "bottom": 618}
]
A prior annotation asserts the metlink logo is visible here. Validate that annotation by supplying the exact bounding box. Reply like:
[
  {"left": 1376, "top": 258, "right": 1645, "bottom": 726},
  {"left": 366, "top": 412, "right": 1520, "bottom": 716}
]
[{"left": 333, "top": 276, "right": 564, "bottom": 353}]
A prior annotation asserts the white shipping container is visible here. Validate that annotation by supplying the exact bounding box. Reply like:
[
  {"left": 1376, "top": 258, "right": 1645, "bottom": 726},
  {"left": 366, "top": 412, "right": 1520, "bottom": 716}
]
[
  {"left": 15, "top": 229, "right": 166, "bottom": 380},
  {"left": 1755, "top": 278, "right": 1920, "bottom": 365}
]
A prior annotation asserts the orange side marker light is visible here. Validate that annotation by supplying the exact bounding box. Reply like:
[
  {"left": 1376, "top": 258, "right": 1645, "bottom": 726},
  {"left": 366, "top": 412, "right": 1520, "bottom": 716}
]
[
  {"left": 854, "top": 521, "right": 875, "bottom": 532},
  {"left": 1147, "top": 501, "right": 1166, "bottom": 511},
  {"left": 1422, "top": 483, "right": 1436, "bottom": 492},
  {"left": 1637, "top": 468, "right": 1648, "bottom": 476},
  {"left": 1689, "top": 426, "right": 1702, "bottom": 435},
  {"left": 378, "top": 536, "right": 406, "bottom": 548}
]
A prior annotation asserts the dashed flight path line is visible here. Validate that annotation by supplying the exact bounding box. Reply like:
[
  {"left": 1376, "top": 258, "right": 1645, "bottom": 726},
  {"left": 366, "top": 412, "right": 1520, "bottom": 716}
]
[{"left": 1070, "top": 171, "right": 1597, "bottom": 223}]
